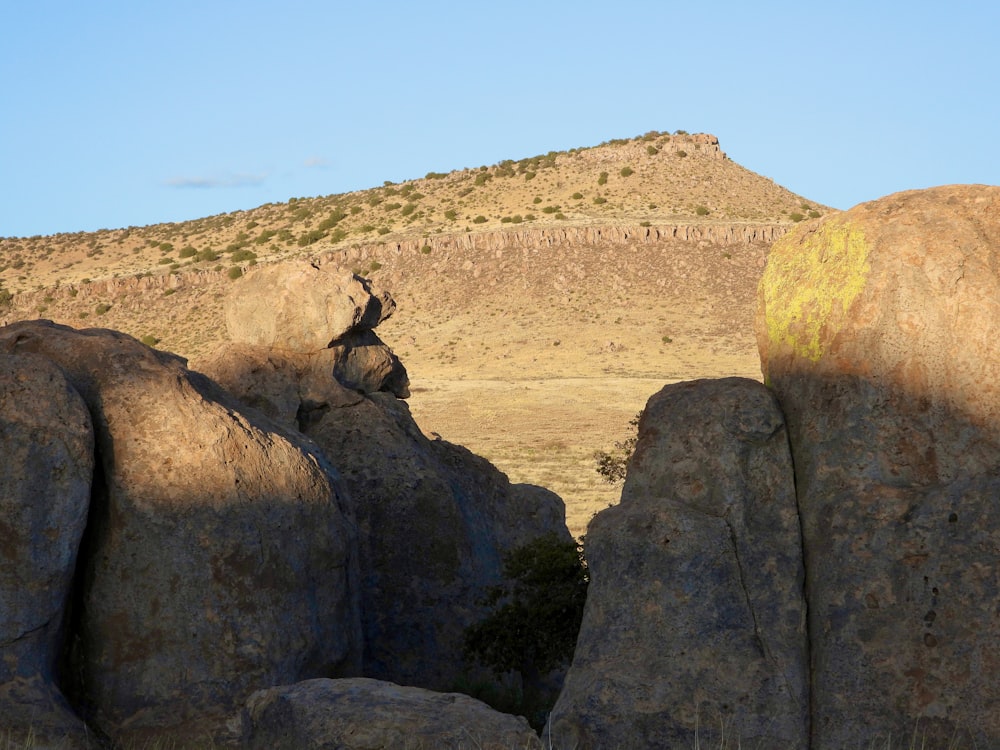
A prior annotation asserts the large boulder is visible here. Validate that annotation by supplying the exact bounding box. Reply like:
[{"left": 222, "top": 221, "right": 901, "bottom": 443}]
[
  {"left": 241, "top": 678, "right": 543, "bottom": 750},
  {"left": 225, "top": 261, "right": 396, "bottom": 353},
  {"left": 547, "top": 378, "right": 806, "bottom": 749},
  {"left": 757, "top": 185, "right": 1000, "bottom": 748},
  {"left": 0, "top": 321, "right": 362, "bottom": 746},
  {"left": 204, "top": 345, "right": 569, "bottom": 690},
  {"left": 0, "top": 353, "right": 95, "bottom": 748}
]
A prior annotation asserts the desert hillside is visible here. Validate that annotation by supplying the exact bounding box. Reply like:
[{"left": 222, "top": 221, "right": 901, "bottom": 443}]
[{"left": 0, "top": 131, "right": 830, "bottom": 536}]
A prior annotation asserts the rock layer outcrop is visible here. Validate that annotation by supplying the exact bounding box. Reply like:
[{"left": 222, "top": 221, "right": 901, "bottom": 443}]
[
  {"left": 757, "top": 185, "right": 1000, "bottom": 748},
  {"left": 548, "top": 377, "right": 806, "bottom": 749}
]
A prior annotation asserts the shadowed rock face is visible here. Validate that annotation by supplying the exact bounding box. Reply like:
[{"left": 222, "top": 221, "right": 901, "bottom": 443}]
[
  {"left": 241, "top": 678, "right": 543, "bottom": 750},
  {"left": 548, "top": 377, "right": 807, "bottom": 750},
  {"left": 0, "top": 321, "right": 362, "bottom": 746},
  {"left": 0, "top": 353, "right": 96, "bottom": 748},
  {"left": 758, "top": 185, "right": 1000, "bottom": 749}
]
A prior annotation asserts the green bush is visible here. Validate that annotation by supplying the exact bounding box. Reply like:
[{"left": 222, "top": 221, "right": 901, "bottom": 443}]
[
  {"left": 230, "top": 249, "right": 256, "bottom": 263},
  {"left": 790, "top": 212, "right": 806, "bottom": 222},
  {"left": 178, "top": 246, "right": 197, "bottom": 258},
  {"left": 676, "top": 150, "right": 688, "bottom": 158},
  {"left": 421, "top": 245, "right": 432, "bottom": 254},
  {"left": 444, "top": 209, "right": 459, "bottom": 220},
  {"left": 140, "top": 334, "right": 160, "bottom": 347},
  {"left": 227, "top": 266, "right": 244, "bottom": 280},
  {"left": 597, "top": 171, "right": 608, "bottom": 186},
  {"left": 464, "top": 533, "right": 589, "bottom": 678},
  {"left": 472, "top": 215, "right": 488, "bottom": 224},
  {"left": 541, "top": 205, "right": 560, "bottom": 214},
  {"left": 571, "top": 192, "right": 584, "bottom": 200},
  {"left": 95, "top": 303, "right": 111, "bottom": 316},
  {"left": 620, "top": 166, "right": 634, "bottom": 177},
  {"left": 593, "top": 196, "right": 607, "bottom": 205},
  {"left": 646, "top": 145, "right": 659, "bottom": 155},
  {"left": 695, "top": 205, "right": 710, "bottom": 216}
]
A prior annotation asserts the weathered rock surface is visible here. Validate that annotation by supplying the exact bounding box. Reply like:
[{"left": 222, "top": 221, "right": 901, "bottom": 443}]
[
  {"left": 0, "top": 321, "right": 362, "bottom": 745},
  {"left": 547, "top": 377, "right": 806, "bottom": 749},
  {"left": 757, "top": 185, "right": 1000, "bottom": 748},
  {"left": 225, "top": 261, "right": 396, "bottom": 352},
  {"left": 204, "top": 344, "right": 569, "bottom": 690},
  {"left": 0, "top": 353, "right": 95, "bottom": 747},
  {"left": 241, "top": 677, "right": 543, "bottom": 750}
]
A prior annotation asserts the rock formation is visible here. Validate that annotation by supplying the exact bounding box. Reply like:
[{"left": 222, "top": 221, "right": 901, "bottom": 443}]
[
  {"left": 758, "top": 184, "right": 1000, "bottom": 748},
  {"left": 198, "top": 260, "right": 569, "bottom": 691},
  {"left": 0, "top": 321, "right": 362, "bottom": 746},
  {"left": 0, "top": 353, "right": 96, "bottom": 748},
  {"left": 242, "top": 678, "right": 543, "bottom": 750},
  {"left": 547, "top": 378, "right": 806, "bottom": 749}
]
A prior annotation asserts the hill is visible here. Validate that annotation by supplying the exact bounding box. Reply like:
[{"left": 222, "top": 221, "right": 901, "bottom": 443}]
[{"left": 0, "top": 131, "right": 831, "bottom": 535}]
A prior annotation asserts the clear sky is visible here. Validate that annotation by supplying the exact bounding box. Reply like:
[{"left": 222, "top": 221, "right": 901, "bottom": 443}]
[{"left": 2, "top": 1, "right": 997, "bottom": 238}]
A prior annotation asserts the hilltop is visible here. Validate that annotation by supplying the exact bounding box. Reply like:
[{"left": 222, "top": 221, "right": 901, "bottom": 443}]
[{"left": 0, "top": 132, "right": 830, "bottom": 534}]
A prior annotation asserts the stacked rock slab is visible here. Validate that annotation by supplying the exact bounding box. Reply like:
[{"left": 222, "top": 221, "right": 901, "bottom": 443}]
[
  {"left": 0, "top": 353, "right": 96, "bottom": 748},
  {"left": 241, "top": 678, "right": 543, "bottom": 749},
  {"left": 0, "top": 321, "right": 362, "bottom": 746},
  {"left": 199, "top": 260, "right": 570, "bottom": 691},
  {"left": 547, "top": 377, "right": 807, "bottom": 749},
  {"left": 757, "top": 185, "right": 1000, "bottom": 748}
]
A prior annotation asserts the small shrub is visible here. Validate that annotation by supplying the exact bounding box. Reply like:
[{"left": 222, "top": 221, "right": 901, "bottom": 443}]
[
  {"left": 620, "top": 166, "right": 634, "bottom": 177},
  {"left": 400, "top": 203, "right": 417, "bottom": 216},
  {"left": 369, "top": 261, "right": 382, "bottom": 272},
  {"left": 178, "top": 246, "right": 197, "bottom": 258},
  {"left": 532, "top": 197, "right": 542, "bottom": 204},
  {"left": 640, "top": 221, "right": 651, "bottom": 227},
  {"left": 163, "top": 288, "right": 176, "bottom": 296},
  {"left": 790, "top": 212, "right": 806, "bottom": 222},
  {"left": 377, "top": 227, "right": 391, "bottom": 235},
  {"left": 197, "top": 248, "right": 220, "bottom": 262},
  {"left": 140, "top": 334, "right": 160, "bottom": 347},
  {"left": 676, "top": 150, "right": 688, "bottom": 158},
  {"left": 95, "top": 303, "right": 111, "bottom": 316},
  {"left": 597, "top": 171, "right": 608, "bottom": 186},
  {"left": 571, "top": 192, "right": 583, "bottom": 200},
  {"left": 695, "top": 205, "right": 710, "bottom": 216},
  {"left": 472, "top": 215, "right": 487, "bottom": 224},
  {"left": 593, "top": 196, "right": 607, "bottom": 205},
  {"left": 809, "top": 210, "right": 821, "bottom": 218},
  {"left": 555, "top": 213, "right": 566, "bottom": 220},
  {"left": 646, "top": 145, "right": 659, "bottom": 155},
  {"left": 421, "top": 245, "right": 432, "bottom": 254},
  {"left": 594, "top": 411, "right": 642, "bottom": 484},
  {"left": 444, "top": 209, "right": 459, "bottom": 221},
  {"left": 524, "top": 171, "right": 536, "bottom": 181},
  {"left": 227, "top": 266, "right": 243, "bottom": 280},
  {"left": 425, "top": 171, "right": 447, "bottom": 179}
]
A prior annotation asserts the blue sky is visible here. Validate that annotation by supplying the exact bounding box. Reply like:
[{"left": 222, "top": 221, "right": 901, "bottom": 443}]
[{"left": 2, "top": 1, "right": 997, "bottom": 238}]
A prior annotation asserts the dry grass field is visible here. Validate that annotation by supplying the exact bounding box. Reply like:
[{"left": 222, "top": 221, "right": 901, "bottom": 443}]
[{"left": 0, "top": 131, "right": 828, "bottom": 538}]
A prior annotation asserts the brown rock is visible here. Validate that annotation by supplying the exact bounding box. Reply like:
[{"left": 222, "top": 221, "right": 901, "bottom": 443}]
[
  {"left": 0, "top": 321, "right": 362, "bottom": 745},
  {"left": 0, "top": 353, "right": 95, "bottom": 747},
  {"left": 547, "top": 378, "right": 806, "bottom": 749},
  {"left": 225, "top": 261, "right": 395, "bottom": 353},
  {"left": 204, "top": 345, "right": 569, "bottom": 691},
  {"left": 757, "top": 185, "right": 1000, "bottom": 748},
  {"left": 241, "top": 678, "right": 543, "bottom": 750}
]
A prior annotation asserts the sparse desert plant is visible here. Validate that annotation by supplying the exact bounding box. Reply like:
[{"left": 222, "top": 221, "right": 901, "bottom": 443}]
[
  {"left": 444, "top": 209, "right": 459, "bottom": 221},
  {"left": 594, "top": 411, "right": 642, "bottom": 484},
  {"left": 421, "top": 245, "right": 432, "bottom": 254},
  {"left": 95, "top": 302, "right": 111, "bottom": 316},
  {"left": 571, "top": 192, "right": 584, "bottom": 200},
  {"left": 227, "top": 266, "right": 243, "bottom": 280},
  {"left": 695, "top": 205, "right": 710, "bottom": 216},
  {"left": 647, "top": 145, "right": 659, "bottom": 155},
  {"left": 472, "top": 215, "right": 487, "bottom": 224},
  {"left": 620, "top": 166, "right": 634, "bottom": 177},
  {"left": 790, "top": 212, "right": 806, "bottom": 222},
  {"left": 178, "top": 245, "right": 197, "bottom": 257},
  {"left": 677, "top": 150, "right": 688, "bottom": 158},
  {"left": 597, "top": 171, "right": 608, "bottom": 186},
  {"left": 593, "top": 196, "right": 607, "bottom": 205},
  {"left": 140, "top": 334, "right": 160, "bottom": 347}
]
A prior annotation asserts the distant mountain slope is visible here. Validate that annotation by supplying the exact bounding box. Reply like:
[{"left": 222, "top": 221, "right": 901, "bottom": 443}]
[{"left": 0, "top": 131, "right": 825, "bottom": 295}]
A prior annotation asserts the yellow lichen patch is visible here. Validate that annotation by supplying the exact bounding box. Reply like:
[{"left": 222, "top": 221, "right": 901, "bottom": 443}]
[{"left": 761, "top": 217, "right": 870, "bottom": 363}]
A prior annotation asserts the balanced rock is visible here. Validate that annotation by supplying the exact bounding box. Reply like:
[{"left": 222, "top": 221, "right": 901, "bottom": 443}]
[
  {"left": 0, "top": 321, "right": 362, "bottom": 745},
  {"left": 225, "top": 261, "right": 395, "bottom": 352},
  {"left": 242, "top": 678, "right": 543, "bottom": 750},
  {"left": 547, "top": 378, "right": 806, "bottom": 749},
  {"left": 757, "top": 185, "right": 1000, "bottom": 748},
  {"left": 0, "top": 353, "right": 95, "bottom": 747}
]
